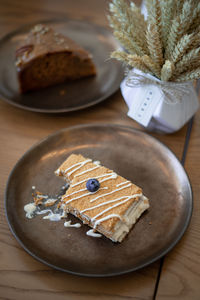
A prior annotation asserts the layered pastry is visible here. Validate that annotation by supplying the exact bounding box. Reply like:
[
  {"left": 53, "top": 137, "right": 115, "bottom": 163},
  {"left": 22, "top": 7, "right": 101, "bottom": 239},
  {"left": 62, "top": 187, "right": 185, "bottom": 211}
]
[
  {"left": 15, "top": 24, "right": 96, "bottom": 93},
  {"left": 55, "top": 154, "right": 149, "bottom": 242}
]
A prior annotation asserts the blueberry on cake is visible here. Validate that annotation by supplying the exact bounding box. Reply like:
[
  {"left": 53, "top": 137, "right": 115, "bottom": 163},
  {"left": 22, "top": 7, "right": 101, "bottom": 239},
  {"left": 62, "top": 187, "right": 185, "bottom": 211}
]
[
  {"left": 15, "top": 24, "right": 96, "bottom": 93},
  {"left": 55, "top": 154, "right": 149, "bottom": 242}
]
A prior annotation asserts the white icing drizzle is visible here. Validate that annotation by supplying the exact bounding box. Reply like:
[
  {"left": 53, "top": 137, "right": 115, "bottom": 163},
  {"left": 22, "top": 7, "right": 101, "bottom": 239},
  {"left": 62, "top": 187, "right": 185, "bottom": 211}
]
[
  {"left": 74, "top": 165, "right": 100, "bottom": 178},
  {"left": 36, "top": 209, "right": 51, "bottom": 215},
  {"left": 90, "top": 183, "right": 132, "bottom": 203},
  {"left": 93, "top": 161, "right": 101, "bottom": 165},
  {"left": 44, "top": 198, "right": 57, "bottom": 205},
  {"left": 116, "top": 181, "right": 130, "bottom": 187},
  {"left": 43, "top": 213, "right": 63, "bottom": 221},
  {"left": 66, "top": 159, "right": 92, "bottom": 176},
  {"left": 24, "top": 203, "right": 36, "bottom": 219},
  {"left": 71, "top": 172, "right": 117, "bottom": 188},
  {"left": 36, "top": 209, "right": 65, "bottom": 221},
  {"left": 80, "top": 194, "right": 141, "bottom": 214},
  {"left": 86, "top": 229, "right": 102, "bottom": 237},
  {"left": 100, "top": 173, "right": 117, "bottom": 183},
  {"left": 62, "top": 182, "right": 133, "bottom": 211},
  {"left": 55, "top": 168, "right": 61, "bottom": 175},
  {"left": 36, "top": 194, "right": 48, "bottom": 199},
  {"left": 64, "top": 220, "right": 81, "bottom": 228},
  {"left": 62, "top": 191, "right": 92, "bottom": 204},
  {"left": 93, "top": 214, "right": 122, "bottom": 229},
  {"left": 62, "top": 187, "right": 108, "bottom": 203},
  {"left": 91, "top": 194, "right": 142, "bottom": 222}
]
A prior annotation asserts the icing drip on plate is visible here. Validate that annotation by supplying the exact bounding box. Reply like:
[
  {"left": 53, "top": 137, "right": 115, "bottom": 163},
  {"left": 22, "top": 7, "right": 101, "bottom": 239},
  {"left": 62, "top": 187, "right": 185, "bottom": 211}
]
[
  {"left": 24, "top": 203, "right": 37, "bottom": 218},
  {"left": 36, "top": 209, "right": 65, "bottom": 221},
  {"left": 64, "top": 220, "right": 81, "bottom": 228},
  {"left": 86, "top": 229, "right": 102, "bottom": 238}
]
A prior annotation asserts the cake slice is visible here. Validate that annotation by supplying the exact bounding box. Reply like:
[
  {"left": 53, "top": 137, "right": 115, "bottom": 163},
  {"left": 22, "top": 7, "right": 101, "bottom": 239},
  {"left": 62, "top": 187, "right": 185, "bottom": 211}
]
[
  {"left": 15, "top": 24, "right": 96, "bottom": 93},
  {"left": 55, "top": 154, "right": 149, "bottom": 242}
]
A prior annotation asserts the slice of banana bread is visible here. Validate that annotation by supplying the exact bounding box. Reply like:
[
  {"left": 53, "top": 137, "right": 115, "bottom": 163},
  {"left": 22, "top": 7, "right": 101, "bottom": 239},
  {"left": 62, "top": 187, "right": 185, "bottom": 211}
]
[{"left": 15, "top": 24, "right": 96, "bottom": 93}]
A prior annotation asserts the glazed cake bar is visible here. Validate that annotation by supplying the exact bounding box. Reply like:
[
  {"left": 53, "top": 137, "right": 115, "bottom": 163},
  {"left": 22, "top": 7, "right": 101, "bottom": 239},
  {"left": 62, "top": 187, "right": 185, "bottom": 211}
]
[{"left": 55, "top": 154, "right": 149, "bottom": 242}]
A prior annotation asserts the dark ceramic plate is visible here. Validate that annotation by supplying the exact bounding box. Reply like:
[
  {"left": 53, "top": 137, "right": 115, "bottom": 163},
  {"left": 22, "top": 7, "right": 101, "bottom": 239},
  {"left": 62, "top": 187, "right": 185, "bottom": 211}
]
[
  {"left": 0, "top": 19, "right": 123, "bottom": 113},
  {"left": 5, "top": 124, "right": 192, "bottom": 276}
]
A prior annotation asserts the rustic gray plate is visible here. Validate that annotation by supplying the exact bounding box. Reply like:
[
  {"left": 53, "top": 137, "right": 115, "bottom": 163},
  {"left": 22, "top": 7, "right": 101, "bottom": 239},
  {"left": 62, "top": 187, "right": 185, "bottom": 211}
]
[
  {"left": 0, "top": 19, "right": 123, "bottom": 113},
  {"left": 5, "top": 124, "right": 192, "bottom": 276}
]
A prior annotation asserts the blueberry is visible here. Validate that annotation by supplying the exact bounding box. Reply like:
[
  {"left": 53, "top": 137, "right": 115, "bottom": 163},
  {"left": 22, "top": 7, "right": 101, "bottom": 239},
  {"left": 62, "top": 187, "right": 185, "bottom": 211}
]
[{"left": 86, "top": 179, "right": 100, "bottom": 193}]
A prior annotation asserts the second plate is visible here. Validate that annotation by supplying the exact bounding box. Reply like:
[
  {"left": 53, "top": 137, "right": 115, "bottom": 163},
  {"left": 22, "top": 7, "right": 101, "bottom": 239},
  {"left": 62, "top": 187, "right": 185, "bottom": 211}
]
[{"left": 0, "top": 19, "right": 124, "bottom": 113}]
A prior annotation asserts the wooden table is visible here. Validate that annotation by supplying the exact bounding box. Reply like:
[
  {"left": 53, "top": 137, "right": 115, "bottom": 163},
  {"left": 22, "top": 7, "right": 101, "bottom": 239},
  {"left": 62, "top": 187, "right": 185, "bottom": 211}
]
[{"left": 0, "top": 1, "right": 200, "bottom": 299}]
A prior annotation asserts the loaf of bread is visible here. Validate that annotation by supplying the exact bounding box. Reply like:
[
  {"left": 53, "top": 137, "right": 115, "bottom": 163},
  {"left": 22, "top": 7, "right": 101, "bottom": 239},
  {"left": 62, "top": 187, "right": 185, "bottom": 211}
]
[{"left": 15, "top": 24, "right": 96, "bottom": 93}]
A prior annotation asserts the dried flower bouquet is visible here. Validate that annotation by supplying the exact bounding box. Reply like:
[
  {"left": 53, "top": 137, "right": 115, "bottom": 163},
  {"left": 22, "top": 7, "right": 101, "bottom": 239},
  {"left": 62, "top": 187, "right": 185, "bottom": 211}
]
[{"left": 108, "top": 0, "right": 200, "bottom": 82}]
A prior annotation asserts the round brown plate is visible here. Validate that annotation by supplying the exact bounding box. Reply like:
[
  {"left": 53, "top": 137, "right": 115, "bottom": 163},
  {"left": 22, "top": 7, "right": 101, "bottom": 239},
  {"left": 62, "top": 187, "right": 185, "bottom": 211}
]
[
  {"left": 0, "top": 19, "right": 123, "bottom": 113},
  {"left": 5, "top": 124, "right": 192, "bottom": 276}
]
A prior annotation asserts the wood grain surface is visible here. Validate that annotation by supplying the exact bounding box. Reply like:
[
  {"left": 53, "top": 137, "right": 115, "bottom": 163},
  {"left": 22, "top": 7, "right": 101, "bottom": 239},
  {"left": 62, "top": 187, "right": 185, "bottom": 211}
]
[
  {"left": 156, "top": 113, "right": 200, "bottom": 300},
  {"left": 0, "top": 0, "right": 199, "bottom": 299}
]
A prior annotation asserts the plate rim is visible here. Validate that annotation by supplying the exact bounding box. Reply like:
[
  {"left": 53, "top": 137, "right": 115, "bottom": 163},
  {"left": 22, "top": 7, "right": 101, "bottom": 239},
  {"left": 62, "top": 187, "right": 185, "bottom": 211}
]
[
  {"left": 4, "top": 123, "right": 193, "bottom": 277},
  {"left": 0, "top": 18, "right": 124, "bottom": 113}
]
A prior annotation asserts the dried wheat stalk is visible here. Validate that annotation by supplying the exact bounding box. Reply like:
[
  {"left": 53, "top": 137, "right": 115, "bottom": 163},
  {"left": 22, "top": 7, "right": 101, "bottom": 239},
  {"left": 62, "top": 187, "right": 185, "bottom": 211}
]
[
  {"left": 165, "top": 0, "right": 196, "bottom": 59},
  {"left": 161, "top": 60, "right": 175, "bottom": 81},
  {"left": 146, "top": 23, "right": 163, "bottom": 76},
  {"left": 170, "top": 33, "right": 194, "bottom": 64},
  {"left": 147, "top": 0, "right": 162, "bottom": 37},
  {"left": 176, "top": 68, "right": 200, "bottom": 82},
  {"left": 141, "top": 55, "right": 160, "bottom": 78},
  {"left": 111, "top": 51, "right": 152, "bottom": 74},
  {"left": 108, "top": 0, "right": 200, "bottom": 82},
  {"left": 160, "top": 0, "right": 174, "bottom": 49},
  {"left": 172, "top": 47, "right": 200, "bottom": 78},
  {"left": 109, "top": 1, "right": 148, "bottom": 55}
]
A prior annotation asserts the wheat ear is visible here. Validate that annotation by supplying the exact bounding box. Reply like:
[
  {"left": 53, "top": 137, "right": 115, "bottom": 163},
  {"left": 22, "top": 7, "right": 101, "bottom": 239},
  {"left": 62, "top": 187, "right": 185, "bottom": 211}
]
[
  {"left": 109, "top": 0, "right": 148, "bottom": 55},
  {"left": 175, "top": 68, "right": 200, "bottom": 82},
  {"left": 170, "top": 33, "right": 195, "bottom": 64},
  {"left": 161, "top": 60, "right": 175, "bottom": 81},
  {"left": 188, "top": 2, "right": 200, "bottom": 33},
  {"left": 160, "top": 0, "right": 174, "bottom": 49},
  {"left": 146, "top": 23, "right": 163, "bottom": 77},
  {"left": 165, "top": 0, "right": 196, "bottom": 59},
  {"left": 172, "top": 47, "right": 200, "bottom": 78},
  {"left": 140, "top": 55, "right": 161, "bottom": 78}
]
